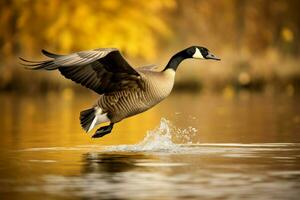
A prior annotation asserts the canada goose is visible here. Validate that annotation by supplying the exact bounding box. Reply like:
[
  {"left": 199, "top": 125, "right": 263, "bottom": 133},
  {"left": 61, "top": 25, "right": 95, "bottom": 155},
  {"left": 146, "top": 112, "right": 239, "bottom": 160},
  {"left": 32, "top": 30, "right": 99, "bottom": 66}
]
[{"left": 21, "top": 46, "right": 220, "bottom": 138}]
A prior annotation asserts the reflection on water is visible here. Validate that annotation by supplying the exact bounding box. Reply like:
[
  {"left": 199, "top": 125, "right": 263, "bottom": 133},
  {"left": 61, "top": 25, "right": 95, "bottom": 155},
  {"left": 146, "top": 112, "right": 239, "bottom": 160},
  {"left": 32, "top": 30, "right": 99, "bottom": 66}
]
[
  {"left": 11, "top": 143, "right": 300, "bottom": 200},
  {"left": 0, "top": 92, "right": 300, "bottom": 199},
  {"left": 83, "top": 153, "right": 145, "bottom": 173}
]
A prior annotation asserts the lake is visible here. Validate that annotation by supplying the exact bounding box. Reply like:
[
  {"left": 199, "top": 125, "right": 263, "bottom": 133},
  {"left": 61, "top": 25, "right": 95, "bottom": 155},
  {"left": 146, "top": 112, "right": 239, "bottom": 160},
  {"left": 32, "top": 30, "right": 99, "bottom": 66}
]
[{"left": 0, "top": 91, "right": 300, "bottom": 200}]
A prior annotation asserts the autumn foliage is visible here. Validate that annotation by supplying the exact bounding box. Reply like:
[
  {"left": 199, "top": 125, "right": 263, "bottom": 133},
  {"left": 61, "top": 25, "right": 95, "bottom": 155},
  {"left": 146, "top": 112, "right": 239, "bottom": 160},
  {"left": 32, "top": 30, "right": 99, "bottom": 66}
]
[{"left": 0, "top": 0, "right": 299, "bottom": 92}]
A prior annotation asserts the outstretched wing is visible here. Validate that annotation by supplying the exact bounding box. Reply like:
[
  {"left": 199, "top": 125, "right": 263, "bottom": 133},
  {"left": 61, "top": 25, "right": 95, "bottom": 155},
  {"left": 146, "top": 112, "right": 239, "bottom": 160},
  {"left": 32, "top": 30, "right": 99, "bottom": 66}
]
[{"left": 20, "top": 48, "right": 144, "bottom": 94}]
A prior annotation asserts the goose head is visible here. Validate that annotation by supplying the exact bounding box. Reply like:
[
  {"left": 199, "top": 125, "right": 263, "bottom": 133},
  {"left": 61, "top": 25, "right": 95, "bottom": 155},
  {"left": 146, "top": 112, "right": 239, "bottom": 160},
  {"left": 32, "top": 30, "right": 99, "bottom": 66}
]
[
  {"left": 164, "top": 46, "right": 220, "bottom": 71},
  {"left": 186, "top": 46, "right": 220, "bottom": 61}
]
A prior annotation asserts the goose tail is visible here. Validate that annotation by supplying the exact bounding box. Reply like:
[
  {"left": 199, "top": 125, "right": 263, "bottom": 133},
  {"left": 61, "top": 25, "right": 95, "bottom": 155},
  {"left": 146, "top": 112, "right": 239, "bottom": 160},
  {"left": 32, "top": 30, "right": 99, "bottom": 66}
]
[
  {"left": 80, "top": 108, "right": 96, "bottom": 132},
  {"left": 80, "top": 107, "right": 110, "bottom": 132}
]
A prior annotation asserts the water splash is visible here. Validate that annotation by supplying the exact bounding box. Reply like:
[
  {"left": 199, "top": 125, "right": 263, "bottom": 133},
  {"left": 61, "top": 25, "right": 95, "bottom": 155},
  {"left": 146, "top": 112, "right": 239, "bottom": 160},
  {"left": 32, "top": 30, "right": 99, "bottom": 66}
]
[
  {"left": 133, "top": 118, "right": 178, "bottom": 151},
  {"left": 20, "top": 118, "right": 198, "bottom": 153},
  {"left": 105, "top": 118, "right": 198, "bottom": 152}
]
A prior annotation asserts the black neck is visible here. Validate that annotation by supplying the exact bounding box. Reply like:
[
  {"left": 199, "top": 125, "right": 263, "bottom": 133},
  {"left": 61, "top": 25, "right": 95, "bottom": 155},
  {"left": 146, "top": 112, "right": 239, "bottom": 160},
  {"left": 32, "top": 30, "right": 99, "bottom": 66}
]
[{"left": 163, "top": 50, "right": 188, "bottom": 71}]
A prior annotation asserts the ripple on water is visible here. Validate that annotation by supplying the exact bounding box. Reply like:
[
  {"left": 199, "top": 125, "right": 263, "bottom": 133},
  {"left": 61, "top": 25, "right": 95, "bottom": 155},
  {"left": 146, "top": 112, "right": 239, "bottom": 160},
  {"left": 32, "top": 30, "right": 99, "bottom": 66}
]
[
  {"left": 104, "top": 118, "right": 300, "bottom": 156},
  {"left": 20, "top": 118, "right": 300, "bottom": 156},
  {"left": 14, "top": 118, "right": 300, "bottom": 200}
]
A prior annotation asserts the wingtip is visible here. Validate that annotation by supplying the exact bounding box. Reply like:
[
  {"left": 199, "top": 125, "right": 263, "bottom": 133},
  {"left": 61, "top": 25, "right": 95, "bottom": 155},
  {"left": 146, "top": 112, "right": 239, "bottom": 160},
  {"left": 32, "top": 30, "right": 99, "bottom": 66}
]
[
  {"left": 19, "top": 56, "right": 28, "bottom": 62},
  {"left": 18, "top": 57, "right": 35, "bottom": 69},
  {"left": 41, "top": 49, "right": 61, "bottom": 58},
  {"left": 18, "top": 56, "right": 51, "bottom": 70},
  {"left": 19, "top": 56, "right": 43, "bottom": 64},
  {"left": 41, "top": 49, "right": 48, "bottom": 54}
]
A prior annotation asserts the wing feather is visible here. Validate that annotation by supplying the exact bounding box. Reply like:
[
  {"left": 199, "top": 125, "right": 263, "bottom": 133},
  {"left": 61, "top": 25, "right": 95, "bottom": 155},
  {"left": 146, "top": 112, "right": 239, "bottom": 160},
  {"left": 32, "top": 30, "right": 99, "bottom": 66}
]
[{"left": 21, "top": 48, "right": 144, "bottom": 94}]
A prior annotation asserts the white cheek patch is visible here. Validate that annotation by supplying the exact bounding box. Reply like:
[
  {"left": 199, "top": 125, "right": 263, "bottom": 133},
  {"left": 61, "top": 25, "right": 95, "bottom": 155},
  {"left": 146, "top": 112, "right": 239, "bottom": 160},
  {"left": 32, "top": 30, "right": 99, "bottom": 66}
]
[{"left": 192, "top": 48, "right": 204, "bottom": 59}]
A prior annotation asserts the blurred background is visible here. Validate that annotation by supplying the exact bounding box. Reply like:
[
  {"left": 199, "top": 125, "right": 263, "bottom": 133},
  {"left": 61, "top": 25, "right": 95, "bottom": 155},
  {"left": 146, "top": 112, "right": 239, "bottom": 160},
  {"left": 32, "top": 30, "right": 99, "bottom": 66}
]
[
  {"left": 1, "top": 0, "right": 300, "bottom": 93},
  {"left": 1, "top": 1, "right": 300, "bottom": 199}
]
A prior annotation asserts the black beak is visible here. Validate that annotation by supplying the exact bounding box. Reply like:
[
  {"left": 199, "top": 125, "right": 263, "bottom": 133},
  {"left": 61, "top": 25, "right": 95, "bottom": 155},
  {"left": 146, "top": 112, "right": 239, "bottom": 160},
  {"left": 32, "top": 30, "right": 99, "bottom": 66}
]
[{"left": 206, "top": 52, "right": 221, "bottom": 61}]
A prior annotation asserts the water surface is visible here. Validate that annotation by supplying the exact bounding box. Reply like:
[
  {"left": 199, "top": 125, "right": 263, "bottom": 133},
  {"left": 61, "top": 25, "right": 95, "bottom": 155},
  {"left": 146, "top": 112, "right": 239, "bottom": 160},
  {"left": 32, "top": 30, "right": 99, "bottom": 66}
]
[{"left": 0, "top": 92, "right": 300, "bottom": 199}]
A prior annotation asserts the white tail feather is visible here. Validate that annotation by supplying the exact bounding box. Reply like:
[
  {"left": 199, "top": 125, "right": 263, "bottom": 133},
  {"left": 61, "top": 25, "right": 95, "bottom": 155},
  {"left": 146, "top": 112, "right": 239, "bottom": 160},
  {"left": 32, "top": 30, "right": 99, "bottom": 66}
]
[
  {"left": 87, "top": 108, "right": 110, "bottom": 132},
  {"left": 88, "top": 117, "right": 98, "bottom": 132}
]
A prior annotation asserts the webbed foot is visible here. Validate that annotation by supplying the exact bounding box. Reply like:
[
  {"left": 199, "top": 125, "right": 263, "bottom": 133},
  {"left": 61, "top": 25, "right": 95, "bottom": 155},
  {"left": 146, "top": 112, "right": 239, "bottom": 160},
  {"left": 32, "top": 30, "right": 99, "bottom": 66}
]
[{"left": 92, "top": 123, "right": 114, "bottom": 138}]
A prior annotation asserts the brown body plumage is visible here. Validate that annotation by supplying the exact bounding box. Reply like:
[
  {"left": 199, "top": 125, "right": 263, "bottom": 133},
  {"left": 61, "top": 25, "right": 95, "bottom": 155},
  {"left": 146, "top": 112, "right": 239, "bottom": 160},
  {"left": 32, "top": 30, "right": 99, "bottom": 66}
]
[
  {"left": 21, "top": 46, "right": 219, "bottom": 138},
  {"left": 98, "top": 69, "right": 175, "bottom": 123}
]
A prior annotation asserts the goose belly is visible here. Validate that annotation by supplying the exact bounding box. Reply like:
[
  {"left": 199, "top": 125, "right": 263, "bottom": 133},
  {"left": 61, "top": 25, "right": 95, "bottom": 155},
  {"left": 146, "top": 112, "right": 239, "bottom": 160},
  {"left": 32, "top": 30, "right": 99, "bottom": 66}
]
[
  {"left": 97, "top": 72, "right": 174, "bottom": 123},
  {"left": 98, "top": 87, "right": 170, "bottom": 123}
]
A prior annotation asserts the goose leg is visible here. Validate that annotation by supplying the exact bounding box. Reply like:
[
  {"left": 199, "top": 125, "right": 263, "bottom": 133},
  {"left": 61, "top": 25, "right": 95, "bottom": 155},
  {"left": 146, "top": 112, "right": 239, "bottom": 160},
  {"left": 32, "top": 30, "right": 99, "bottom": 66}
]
[{"left": 92, "top": 123, "right": 114, "bottom": 138}]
